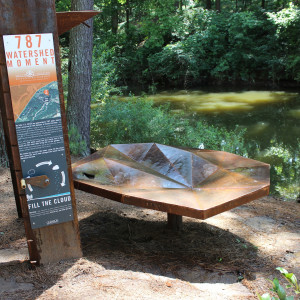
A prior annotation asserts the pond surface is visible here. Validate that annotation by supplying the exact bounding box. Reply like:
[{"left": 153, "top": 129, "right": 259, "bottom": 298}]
[{"left": 149, "top": 89, "right": 300, "bottom": 200}]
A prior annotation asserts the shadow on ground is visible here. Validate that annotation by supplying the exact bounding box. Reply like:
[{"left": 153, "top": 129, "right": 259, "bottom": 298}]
[{"left": 79, "top": 210, "right": 267, "bottom": 282}]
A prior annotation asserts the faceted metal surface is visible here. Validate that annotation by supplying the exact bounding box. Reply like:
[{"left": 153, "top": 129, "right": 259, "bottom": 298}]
[{"left": 72, "top": 144, "right": 270, "bottom": 219}]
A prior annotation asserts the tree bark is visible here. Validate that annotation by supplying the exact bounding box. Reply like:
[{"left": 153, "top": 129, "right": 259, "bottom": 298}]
[
  {"left": 67, "top": 0, "right": 94, "bottom": 155},
  {"left": 206, "top": 0, "right": 212, "bottom": 9},
  {"left": 261, "top": 0, "right": 265, "bottom": 8},
  {"left": 215, "top": 0, "right": 221, "bottom": 12},
  {"left": 125, "top": 0, "right": 130, "bottom": 34},
  {"left": 111, "top": 0, "right": 119, "bottom": 34},
  {"left": 293, "top": 0, "right": 300, "bottom": 6}
]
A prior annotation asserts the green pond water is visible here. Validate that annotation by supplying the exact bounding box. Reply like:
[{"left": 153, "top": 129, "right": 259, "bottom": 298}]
[{"left": 149, "top": 89, "right": 300, "bottom": 201}]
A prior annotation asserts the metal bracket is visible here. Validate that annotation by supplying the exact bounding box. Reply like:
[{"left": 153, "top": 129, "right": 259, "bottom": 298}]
[{"left": 21, "top": 175, "right": 50, "bottom": 189}]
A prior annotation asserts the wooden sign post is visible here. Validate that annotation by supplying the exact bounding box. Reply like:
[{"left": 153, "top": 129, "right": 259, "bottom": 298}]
[{"left": 0, "top": 1, "right": 98, "bottom": 264}]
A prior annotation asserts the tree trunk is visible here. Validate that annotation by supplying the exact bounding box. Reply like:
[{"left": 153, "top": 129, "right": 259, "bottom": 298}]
[
  {"left": 111, "top": 0, "right": 119, "bottom": 34},
  {"left": 294, "top": 0, "right": 300, "bottom": 6},
  {"left": 125, "top": 0, "right": 130, "bottom": 34},
  {"left": 176, "top": 0, "right": 183, "bottom": 11},
  {"left": 261, "top": 0, "right": 265, "bottom": 8},
  {"left": 67, "top": 0, "right": 94, "bottom": 156},
  {"left": 0, "top": 114, "right": 8, "bottom": 167},
  {"left": 215, "top": 0, "right": 221, "bottom": 12},
  {"left": 206, "top": 0, "right": 212, "bottom": 9}
]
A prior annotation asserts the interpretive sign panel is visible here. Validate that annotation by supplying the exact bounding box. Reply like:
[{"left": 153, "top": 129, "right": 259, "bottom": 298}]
[{"left": 3, "top": 33, "right": 74, "bottom": 229}]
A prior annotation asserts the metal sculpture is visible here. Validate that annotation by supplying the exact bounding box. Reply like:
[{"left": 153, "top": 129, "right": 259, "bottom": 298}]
[{"left": 73, "top": 143, "right": 270, "bottom": 221}]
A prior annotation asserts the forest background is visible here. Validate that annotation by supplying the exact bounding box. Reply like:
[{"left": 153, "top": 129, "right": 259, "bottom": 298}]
[
  {"left": 63, "top": 0, "right": 300, "bottom": 201},
  {"left": 58, "top": 0, "right": 300, "bottom": 92}
]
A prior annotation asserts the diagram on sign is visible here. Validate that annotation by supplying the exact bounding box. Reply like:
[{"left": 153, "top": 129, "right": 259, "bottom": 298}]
[{"left": 25, "top": 158, "right": 67, "bottom": 199}]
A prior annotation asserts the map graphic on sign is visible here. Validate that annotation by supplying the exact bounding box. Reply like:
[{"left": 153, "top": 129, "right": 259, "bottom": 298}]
[
  {"left": 16, "top": 81, "right": 61, "bottom": 122},
  {"left": 3, "top": 33, "right": 74, "bottom": 229}
]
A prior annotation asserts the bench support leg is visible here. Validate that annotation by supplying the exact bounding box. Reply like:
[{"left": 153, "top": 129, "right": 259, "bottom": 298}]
[{"left": 167, "top": 213, "right": 182, "bottom": 231}]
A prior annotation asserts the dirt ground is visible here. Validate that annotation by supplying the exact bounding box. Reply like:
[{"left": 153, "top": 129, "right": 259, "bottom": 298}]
[{"left": 0, "top": 166, "right": 299, "bottom": 300}]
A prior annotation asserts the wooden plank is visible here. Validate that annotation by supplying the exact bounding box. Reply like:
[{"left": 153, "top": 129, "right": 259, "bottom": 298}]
[
  {"left": 0, "top": 65, "right": 10, "bottom": 92},
  {"left": 56, "top": 11, "right": 100, "bottom": 36},
  {"left": 0, "top": 38, "right": 23, "bottom": 217},
  {"left": 18, "top": 194, "right": 40, "bottom": 263},
  {"left": 74, "top": 178, "right": 270, "bottom": 221},
  {"left": 0, "top": 38, "right": 5, "bottom": 64},
  {"left": 6, "top": 120, "right": 18, "bottom": 146},
  {"left": 0, "top": 0, "right": 82, "bottom": 264},
  {"left": 10, "top": 172, "right": 25, "bottom": 217},
  {"left": 3, "top": 93, "right": 14, "bottom": 121},
  {"left": 10, "top": 146, "right": 22, "bottom": 170},
  {"left": 52, "top": 27, "right": 82, "bottom": 249}
]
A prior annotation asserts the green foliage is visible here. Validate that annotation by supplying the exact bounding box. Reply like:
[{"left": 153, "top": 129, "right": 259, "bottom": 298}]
[
  {"left": 268, "top": 5, "right": 300, "bottom": 82},
  {"left": 91, "top": 97, "right": 177, "bottom": 147},
  {"left": 257, "top": 142, "right": 300, "bottom": 200},
  {"left": 92, "top": 0, "right": 300, "bottom": 88},
  {"left": 92, "top": 43, "right": 122, "bottom": 102},
  {"left": 68, "top": 125, "right": 87, "bottom": 156},
  {"left": 257, "top": 267, "right": 299, "bottom": 300},
  {"left": 55, "top": 0, "right": 71, "bottom": 12},
  {"left": 148, "top": 9, "right": 287, "bottom": 86},
  {"left": 60, "top": 47, "right": 69, "bottom": 100},
  {"left": 276, "top": 267, "right": 300, "bottom": 294},
  {"left": 90, "top": 97, "right": 246, "bottom": 154}
]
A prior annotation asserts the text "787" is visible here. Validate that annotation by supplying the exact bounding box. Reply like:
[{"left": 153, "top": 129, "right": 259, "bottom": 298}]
[{"left": 15, "top": 35, "right": 42, "bottom": 49}]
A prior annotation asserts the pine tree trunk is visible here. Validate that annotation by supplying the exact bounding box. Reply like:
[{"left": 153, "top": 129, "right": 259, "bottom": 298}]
[
  {"left": 206, "top": 0, "right": 212, "bottom": 9},
  {"left": 125, "top": 0, "right": 130, "bottom": 34},
  {"left": 67, "top": 0, "right": 94, "bottom": 156},
  {"left": 111, "top": 0, "right": 119, "bottom": 34},
  {"left": 216, "top": 0, "right": 221, "bottom": 12}
]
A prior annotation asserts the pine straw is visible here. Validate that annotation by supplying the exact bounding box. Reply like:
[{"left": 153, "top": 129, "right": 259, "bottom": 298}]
[{"left": 79, "top": 211, "right": 264, "bottom": 274}]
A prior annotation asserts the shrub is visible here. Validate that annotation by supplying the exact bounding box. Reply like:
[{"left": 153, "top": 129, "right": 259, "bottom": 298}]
[
  {"left": 90, "top": 97, "right": 246, "bottom": 155},
  {"left": 92, "top": 43, "right": 122, "bottom": 102},
  {"left": 68, "top": 125, "right": 87, "bottom": 156}
]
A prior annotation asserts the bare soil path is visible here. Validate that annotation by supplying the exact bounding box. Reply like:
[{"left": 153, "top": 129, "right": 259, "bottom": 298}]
[{"left": 0, "top": 166, "right": 299, "bottom": 299}]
